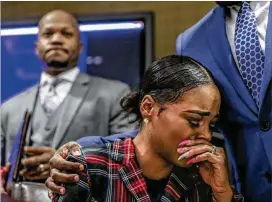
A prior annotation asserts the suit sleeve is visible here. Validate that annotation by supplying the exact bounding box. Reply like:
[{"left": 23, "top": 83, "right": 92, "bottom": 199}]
[
  {"left": 211, "top": 186, "right": 244, "bottom": 202},
  {"left": 215, "top": 98, "right": 243, "bottom": 193},
  {"left": 76, "top": 132, "right": 137, "bottom": 148},
  {"left": 109, "top": 84, "right": 138, "bottom": 135},
  {"left": 1, "top": 105, "right": 7, "bottom": 166},
  {"left": 176, "top": 33, "right": 185, "bottom": 55}
]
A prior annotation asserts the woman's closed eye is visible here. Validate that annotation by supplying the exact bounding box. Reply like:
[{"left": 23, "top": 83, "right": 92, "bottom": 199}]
[
  {"left": 188, "top": 119, "right": 200, "bottom": 128},
  {"left": 188, "top": 119, "right": 217, "bottom": 129}
]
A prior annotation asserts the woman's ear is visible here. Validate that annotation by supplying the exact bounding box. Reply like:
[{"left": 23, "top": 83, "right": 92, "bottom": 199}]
[{"left": 140, "top": 95, "right": 157, "bottom": 120}]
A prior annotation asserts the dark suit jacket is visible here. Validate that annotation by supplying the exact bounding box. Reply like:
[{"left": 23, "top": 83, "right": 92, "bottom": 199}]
[{"left": 176, "top": 4, "right": 272, "bottom": 202}]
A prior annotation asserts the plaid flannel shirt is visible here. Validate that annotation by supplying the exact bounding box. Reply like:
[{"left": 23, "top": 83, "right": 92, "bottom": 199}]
[{"left": 53, "top": 137, "right": 244, "bottom": 202}]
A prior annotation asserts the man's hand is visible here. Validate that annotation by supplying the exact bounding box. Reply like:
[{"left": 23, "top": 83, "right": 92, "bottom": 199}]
[
  {"left": 1, "top": 163, "right": 11, "bottom": 194},
  {"left": 20, "top": 146, "right": 56, "bottom": 181},
  {"left": 45, "top": 142, "right": 84, "bottom": 196}
]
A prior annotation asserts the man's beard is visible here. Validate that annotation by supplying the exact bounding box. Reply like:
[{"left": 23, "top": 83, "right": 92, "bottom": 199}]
[
  {"left": 46, "top": 60, "right": 69, "bottom": 69},
  {"left": 215, "top": 1, "right": 242, "bottom": 7}
]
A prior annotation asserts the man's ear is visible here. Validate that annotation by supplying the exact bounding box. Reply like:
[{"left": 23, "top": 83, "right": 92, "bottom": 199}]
[{"left": 140, "top": 95, "right": 157, "bottom": 120}]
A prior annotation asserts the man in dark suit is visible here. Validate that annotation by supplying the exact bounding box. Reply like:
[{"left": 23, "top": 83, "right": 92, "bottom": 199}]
[
  {"left": 176, "top": 2, "right": 271, "bottom": 201},
  {"left": 0, "top": 9, "right": 137, "bottom": 182}
]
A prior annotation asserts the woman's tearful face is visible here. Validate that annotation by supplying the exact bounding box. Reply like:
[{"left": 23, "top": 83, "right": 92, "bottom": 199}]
[{"left": 150, "top": 84, "right": 221, "bottom": 167}]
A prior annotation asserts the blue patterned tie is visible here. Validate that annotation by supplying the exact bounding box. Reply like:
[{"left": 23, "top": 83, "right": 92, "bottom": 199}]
[{"left": 235, "top": 1, "right": 265, "bottom": 107}]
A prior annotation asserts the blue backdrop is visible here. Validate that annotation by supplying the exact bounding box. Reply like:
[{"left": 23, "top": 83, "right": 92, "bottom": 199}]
[{"left": 1, "top": 26, "right": 144, "bottom": 103}]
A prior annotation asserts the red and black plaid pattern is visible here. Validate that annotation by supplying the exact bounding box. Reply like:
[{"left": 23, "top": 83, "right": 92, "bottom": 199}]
[{"left": 53, "top": 137, "right": 244, "bottom": 202}]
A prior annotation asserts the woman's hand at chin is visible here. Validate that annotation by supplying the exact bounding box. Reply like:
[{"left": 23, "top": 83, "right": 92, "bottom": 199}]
[{"left": 177, "top": 139, "right": 233, "bottom": 202}]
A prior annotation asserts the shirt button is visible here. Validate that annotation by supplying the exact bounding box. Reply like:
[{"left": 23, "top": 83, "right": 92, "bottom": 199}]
[{"left": 260, "top": 120, "right": 271, "bottom": 131}]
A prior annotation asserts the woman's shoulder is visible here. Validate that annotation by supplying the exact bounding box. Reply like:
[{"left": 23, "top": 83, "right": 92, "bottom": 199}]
[
  {"left": 82, "top": 145, "right": 111, "bottom": 168},
  {"left": 82, "top": 137, "right": 134, "bottom": 169}
]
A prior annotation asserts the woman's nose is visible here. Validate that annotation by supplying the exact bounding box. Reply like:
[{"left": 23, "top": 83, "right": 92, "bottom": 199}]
[{"left": 198, "top": 128, "right": 212, "bottom": 141}]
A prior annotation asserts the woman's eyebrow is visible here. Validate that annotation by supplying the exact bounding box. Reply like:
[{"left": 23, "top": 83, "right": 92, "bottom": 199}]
[{"left": 184, "top": 110, "right": 219, "bottom": 118}]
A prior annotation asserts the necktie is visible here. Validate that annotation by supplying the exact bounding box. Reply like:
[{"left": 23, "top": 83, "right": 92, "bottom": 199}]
[
  {"left": 42, "top": 79, "right": 62, "bottom": 116},
  {"left": 234, "top": 1, "right": 265, "bottom": 107}
]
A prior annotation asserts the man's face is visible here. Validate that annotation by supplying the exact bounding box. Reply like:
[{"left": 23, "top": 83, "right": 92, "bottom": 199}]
[{"left": 36, "top": 12, "right": 82, "bottom": 69}]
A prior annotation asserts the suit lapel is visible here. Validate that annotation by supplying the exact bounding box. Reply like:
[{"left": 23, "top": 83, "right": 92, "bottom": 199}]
[
  {"left": 114, "top": 138, "right": 205, "bottom": 202},
  {"left": 118, "top": 160, "right": 151, "bottom": 202},
  {"left": 206, "top": 6, "right": 258, "bottom": 114},
  {"left": 51, "top": 73, "right": 90, "bottom": 148},
  {"left": 259, "top": 3, "right": 272, "bottom": 108},
  {"left": 161, "top": 166, "right": 200, "bottom": 201},
  {"left": 116, "top": 138, "right": 151, "bottom": 202}
]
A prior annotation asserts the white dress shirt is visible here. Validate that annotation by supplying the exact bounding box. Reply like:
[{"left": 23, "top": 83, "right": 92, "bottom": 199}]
[
  {"left": 39, "top": 67, "right": 80, "bottom": 110},
  {"left": 226, "top": 1, "right": 270, "bottom": 66}
]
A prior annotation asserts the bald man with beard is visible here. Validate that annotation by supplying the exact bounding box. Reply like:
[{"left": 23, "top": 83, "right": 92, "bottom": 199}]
[{"left": 0, "top": 10, "right": 137, "bottom": 186}]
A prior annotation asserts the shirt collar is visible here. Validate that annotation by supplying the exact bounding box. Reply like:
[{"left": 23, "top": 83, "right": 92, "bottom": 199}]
[
  {"left": 40, "top": 67, "right": 80, "bottom": 86},
  {"left": 228, "top": 1, "right": 270, "bottom": 11}
]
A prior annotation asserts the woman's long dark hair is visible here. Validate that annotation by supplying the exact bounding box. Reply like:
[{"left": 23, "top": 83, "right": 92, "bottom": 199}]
[{"left": 121, "top": 55, "right": 215, "bottom": 123}]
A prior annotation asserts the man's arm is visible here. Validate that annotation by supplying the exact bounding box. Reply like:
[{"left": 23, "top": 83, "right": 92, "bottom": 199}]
[
  {"left": 76, "top": 131, "right": 138, "bottom": 148},
  {"left": 0, "top": 106, "right": 11, "bottom": 194},
  {"left": 1, "top": 106, "right": 7, "bottom": 166},
  {"left": 46, "top": 132, "right": 137, "bottom": 196},
  {"left": 176, "top": 32, "right": 185, "bottom": 55},
  {"left": 215, "top": 98, "right": 242, "bottom": 193},
  {"left": 46, "top": 142, "right": 84, "bottom": 195},
  {"left": 1, "top": 126, "right": 6, "bottom": 167}
]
